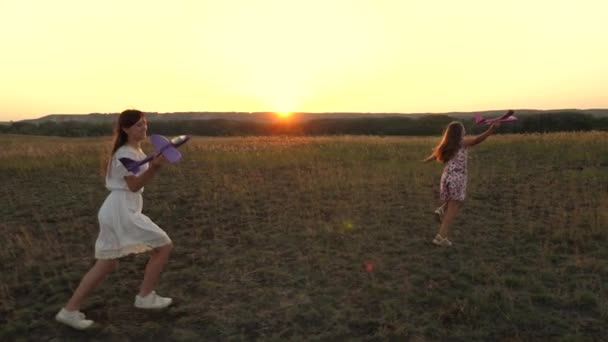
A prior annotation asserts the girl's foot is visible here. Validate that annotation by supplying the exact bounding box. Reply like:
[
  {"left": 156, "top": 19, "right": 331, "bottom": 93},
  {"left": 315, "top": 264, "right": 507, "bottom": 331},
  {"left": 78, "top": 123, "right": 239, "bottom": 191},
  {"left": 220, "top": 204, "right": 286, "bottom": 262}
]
[
  {"left": 432, "top": 234, "right": 452, "bottom": 247},
  {"left": 55, "top": 308, "right": 94, "bottom": 330},
  {"left": 134, "top": 291, "right": 173, "bottom": 309}
]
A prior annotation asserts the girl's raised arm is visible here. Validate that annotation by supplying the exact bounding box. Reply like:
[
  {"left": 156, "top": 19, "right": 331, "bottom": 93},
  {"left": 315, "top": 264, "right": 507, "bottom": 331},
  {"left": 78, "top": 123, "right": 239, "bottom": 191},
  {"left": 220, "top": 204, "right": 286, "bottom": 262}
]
[{"left": 463, "top": 123, "right": 499, "bottom": 147}]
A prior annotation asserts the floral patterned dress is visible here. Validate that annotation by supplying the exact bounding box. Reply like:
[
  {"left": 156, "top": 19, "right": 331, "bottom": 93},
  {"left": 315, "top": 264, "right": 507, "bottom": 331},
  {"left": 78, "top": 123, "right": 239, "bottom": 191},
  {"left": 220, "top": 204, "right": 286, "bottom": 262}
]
[{"left": 440, "top": 144, "right": 468, "bottom": 202}]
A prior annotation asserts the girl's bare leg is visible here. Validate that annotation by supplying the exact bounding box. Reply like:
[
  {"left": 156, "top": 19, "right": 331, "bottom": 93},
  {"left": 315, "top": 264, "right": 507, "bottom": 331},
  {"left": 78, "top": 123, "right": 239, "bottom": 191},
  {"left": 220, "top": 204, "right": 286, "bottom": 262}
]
[
  {"left": 138, "top": 243, "right": 173, "bottom": 296},
  {"left": 438, "top": 200, "right": 461, "bottom": 239},
  {"left": 65, "top": 259, "right": 119, "bottom": 311}
]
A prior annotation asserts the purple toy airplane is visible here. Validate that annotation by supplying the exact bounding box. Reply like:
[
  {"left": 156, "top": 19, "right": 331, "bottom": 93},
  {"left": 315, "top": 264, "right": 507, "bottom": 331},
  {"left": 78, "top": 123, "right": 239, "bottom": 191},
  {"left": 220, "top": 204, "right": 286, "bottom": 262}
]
[
  {"left": 474, "top": 110, "right": 518, "bottom": 125},
  {"left": 119, "top": 134, "right": 190, "bottom": 173}
]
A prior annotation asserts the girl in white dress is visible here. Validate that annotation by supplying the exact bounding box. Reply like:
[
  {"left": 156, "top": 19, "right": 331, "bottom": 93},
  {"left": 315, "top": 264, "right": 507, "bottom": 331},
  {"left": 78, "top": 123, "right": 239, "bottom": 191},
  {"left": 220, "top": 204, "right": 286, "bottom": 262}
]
[{"left": 56, "top": 109, "right": 174, "bottom": 330}]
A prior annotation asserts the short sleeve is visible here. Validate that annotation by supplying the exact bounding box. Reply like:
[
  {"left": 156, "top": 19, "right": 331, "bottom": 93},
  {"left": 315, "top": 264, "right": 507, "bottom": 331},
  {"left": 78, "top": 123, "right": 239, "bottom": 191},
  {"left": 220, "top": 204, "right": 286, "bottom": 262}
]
[{"left": 110, "top": 147, "right": 140, "bottom": 179}]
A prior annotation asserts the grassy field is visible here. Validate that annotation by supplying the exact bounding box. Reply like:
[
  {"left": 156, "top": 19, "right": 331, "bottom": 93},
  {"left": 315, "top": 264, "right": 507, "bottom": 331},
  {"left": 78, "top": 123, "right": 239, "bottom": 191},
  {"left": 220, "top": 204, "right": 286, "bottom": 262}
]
[{"left": 1, "top": 132, "right": 607, "bottom": 341}]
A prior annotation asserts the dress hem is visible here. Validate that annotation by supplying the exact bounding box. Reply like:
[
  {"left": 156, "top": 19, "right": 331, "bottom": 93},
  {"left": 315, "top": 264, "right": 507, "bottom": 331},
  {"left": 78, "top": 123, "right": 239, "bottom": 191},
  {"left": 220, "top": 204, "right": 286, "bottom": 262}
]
[{"left": 95, "top": 238, "right": 172, "bottom": 259}]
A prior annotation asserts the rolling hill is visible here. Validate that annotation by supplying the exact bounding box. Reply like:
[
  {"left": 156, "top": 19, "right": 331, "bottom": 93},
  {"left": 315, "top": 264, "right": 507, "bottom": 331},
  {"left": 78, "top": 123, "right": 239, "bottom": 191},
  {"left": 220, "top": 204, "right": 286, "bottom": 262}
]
[{"left": 9, "top": 108, "right": 608, "bottom": 125}]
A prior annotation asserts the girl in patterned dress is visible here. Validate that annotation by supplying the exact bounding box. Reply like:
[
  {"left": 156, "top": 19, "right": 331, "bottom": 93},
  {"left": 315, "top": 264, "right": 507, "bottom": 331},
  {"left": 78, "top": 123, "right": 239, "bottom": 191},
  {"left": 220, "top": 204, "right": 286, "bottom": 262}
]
[
  {"left": 56, "top": 110, "right": 174, "bottom": 330},
  {"left": 424, "top": 121, "right": 500, "bottom": 246}
]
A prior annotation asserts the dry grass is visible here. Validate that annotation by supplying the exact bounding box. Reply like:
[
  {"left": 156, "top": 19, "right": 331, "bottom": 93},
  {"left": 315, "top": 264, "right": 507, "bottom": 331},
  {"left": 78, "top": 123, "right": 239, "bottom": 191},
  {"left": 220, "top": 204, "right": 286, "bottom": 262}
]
[{"left": 1, "top": 132, "right": 607, "bottom": 341}]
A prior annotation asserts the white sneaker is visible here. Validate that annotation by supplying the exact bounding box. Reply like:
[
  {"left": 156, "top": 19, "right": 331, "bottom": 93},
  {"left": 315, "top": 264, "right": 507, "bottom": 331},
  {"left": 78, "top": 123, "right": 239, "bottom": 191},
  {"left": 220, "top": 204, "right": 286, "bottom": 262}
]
[
  {"left": 55, "top": 308, "right": 94, "bottom": 330},
  {"left": 134, "top": 291, "right": 173, "bottom": 309},
  {"left": 432, "top": 234, "right": 453, "bottom": 247}
]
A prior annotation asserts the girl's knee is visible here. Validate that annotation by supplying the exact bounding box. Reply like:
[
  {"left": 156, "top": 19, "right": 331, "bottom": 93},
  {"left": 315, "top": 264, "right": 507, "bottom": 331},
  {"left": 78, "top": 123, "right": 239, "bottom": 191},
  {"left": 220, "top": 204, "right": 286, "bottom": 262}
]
[
  {"left": 96, "top": 259, "right": 119, "bottom": 273},
  {"left": 153, "top": 243, "right": 173, "bottom": 256}
]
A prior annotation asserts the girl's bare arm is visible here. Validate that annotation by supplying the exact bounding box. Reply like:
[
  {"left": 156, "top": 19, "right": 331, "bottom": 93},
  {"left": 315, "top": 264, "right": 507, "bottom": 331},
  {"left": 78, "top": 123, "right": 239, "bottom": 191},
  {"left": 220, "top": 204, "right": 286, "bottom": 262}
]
[
  {"left": 463, "top": 123, "right": 499, "bottom": 147},
  {"left": 124, "top": 155, "right": 165, "bottom": 192},
  {"left": 423, "top": 153, "right": 436, "bottom": 162}
]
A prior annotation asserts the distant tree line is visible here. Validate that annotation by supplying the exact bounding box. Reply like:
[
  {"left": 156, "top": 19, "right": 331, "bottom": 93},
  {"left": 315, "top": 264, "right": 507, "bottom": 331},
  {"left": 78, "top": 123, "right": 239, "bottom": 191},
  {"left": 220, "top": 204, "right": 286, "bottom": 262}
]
[{"left": 1, "top": 112, "right": 607, "bottom": 137}]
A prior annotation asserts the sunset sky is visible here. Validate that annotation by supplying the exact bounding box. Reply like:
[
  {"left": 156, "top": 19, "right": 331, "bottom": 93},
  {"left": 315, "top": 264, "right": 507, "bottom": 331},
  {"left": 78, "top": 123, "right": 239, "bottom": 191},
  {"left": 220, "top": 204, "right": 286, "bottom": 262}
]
[{"left": 1, "top": 0, "right": 607, "bottom": 121}]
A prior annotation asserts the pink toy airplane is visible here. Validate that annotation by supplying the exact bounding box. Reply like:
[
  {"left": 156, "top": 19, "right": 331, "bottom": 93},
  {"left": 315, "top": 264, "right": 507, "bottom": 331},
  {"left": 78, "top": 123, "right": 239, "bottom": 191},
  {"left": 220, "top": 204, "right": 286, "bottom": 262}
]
[
  {"left": 119, "top": 134, "right": 190, "bottom": 173},
  {"left": 474, "top": 110, "right": 518, "bottom": 125}
]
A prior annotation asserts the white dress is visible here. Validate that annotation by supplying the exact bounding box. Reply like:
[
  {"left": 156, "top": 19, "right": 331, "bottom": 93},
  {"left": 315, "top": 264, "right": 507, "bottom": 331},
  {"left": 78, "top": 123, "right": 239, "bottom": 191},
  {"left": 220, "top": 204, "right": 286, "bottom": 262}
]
[{"left": 95, "top": 145, "right": 172, "bottom": 259}]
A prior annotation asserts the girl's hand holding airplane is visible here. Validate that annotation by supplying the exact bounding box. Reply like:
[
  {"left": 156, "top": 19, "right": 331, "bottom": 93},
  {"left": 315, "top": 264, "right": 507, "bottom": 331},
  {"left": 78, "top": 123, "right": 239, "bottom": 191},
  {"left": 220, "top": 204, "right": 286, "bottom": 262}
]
[{"left": 150, "top": 154, "right": 166, "bottom": 168}]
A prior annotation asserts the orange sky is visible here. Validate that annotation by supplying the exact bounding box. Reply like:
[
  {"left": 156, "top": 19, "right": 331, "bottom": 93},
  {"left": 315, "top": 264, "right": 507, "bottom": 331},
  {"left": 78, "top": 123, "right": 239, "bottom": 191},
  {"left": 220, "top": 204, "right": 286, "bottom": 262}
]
[{"left": 2, "top": 0, "right": 607, "bottom": 121}]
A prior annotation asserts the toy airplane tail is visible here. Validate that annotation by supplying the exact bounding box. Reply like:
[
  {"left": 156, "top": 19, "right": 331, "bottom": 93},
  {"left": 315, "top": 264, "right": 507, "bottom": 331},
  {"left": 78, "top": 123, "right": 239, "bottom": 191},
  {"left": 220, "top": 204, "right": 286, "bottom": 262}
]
[
  {"left": 474, "top": 113, "right": 485, "bottom": 124},
  {"left": 119, "top": 157, "right": 145, "bottom": 174}
]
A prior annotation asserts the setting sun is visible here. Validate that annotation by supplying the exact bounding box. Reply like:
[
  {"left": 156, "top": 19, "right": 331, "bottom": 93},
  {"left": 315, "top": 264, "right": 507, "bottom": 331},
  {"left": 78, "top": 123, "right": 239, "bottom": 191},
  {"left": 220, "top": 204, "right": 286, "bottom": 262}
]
[{"left": 275, "top": 111, "right": 292, "bottom": 119}]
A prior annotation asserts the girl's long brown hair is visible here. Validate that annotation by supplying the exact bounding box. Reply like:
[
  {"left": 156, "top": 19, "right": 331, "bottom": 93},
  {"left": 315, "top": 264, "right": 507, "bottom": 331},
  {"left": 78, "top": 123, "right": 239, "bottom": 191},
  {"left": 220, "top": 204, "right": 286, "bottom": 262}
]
[
  {"left": 432, "top": 121, "right": 464, "bottom": 163},
  {"left": 101, "top": 109, "right": 144, "bottom": 177}
]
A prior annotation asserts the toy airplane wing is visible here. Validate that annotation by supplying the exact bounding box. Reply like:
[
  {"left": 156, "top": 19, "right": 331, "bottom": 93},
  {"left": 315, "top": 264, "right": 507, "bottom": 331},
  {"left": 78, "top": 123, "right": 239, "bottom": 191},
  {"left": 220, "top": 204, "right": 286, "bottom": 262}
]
[
  {"left": 151, "top": 134, "right": 191, "bottom": 150},
  {"left": 150, "top": 134, "right": 186, "bottom": 163},
  {"left": 162, "top": 135, "right": 190, "bottom": 162},
  {"left": 162, "top": 147, "right": 182, "bottom": 163},
  {"left": 151, "top": 134, "right": 171, "bottom": 151},
  {"left": 475, "top": 110, "right": 518, "bottom": 125}
]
